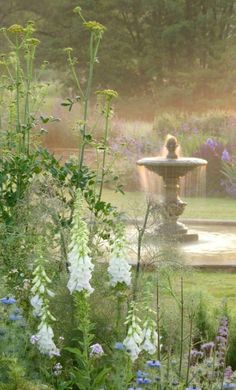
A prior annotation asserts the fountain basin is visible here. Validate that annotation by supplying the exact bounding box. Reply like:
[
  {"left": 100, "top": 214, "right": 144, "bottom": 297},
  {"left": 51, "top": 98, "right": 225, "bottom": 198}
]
[{"left": 137, "top": 157, "right": 207, "bottom": 177}]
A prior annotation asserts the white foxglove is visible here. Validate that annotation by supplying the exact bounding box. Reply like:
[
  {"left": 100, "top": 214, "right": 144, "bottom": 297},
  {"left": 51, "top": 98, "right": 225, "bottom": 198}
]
[
  {"left": 30, "top": 294, "right": 43, "bottom": 317},
  {"left": 108, "top": 257, "right": 131, "bottom": 287},
  {"left": 36, "top": 323, "right": 60, "bottom": 356},
  {"left": 67, "top": 190, "right": 94, "bottom": 295},
  {"left": 108, "top": 224, "right": 131, "bottom": 287},
  {"left": 142, "top": 325, "right": 158, "bottom": 355},
  {"left": 123, "top": 303, "right": 143, "bottom": 361},
  {"left": 30, "top": 249, "right": 59, "bottom": 357}
]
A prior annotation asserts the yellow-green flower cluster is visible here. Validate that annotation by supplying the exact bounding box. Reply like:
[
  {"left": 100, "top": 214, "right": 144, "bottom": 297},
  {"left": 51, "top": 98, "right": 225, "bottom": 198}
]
[
  {"left": 25, "top": 38, "right": 40, "bottom": 46},
  {"left": 83, "top": 21, "right": 106, "bottom": 35},
  {"left": 7, "top": 24, "right": 25, "bottom": 34},
  {"left": 96, "top": 89, "right": 118, "bottom": 100}
]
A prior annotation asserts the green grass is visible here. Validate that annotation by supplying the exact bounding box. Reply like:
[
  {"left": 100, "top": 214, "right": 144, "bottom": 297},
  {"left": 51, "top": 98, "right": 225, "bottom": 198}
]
[{"left": 102, "top": 189, "right": 236, "bottom": 220}]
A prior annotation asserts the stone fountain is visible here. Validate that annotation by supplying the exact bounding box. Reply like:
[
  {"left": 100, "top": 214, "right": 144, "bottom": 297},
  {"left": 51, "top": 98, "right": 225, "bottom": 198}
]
[{"left": 137, "top": 135, "right": 207, "bottom": 241}]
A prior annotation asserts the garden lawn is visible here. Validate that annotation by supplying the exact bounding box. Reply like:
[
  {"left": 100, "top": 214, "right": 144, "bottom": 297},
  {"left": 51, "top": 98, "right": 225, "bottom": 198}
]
[{"left": 102, "top": 189, "right": 236, "bottom": 220}]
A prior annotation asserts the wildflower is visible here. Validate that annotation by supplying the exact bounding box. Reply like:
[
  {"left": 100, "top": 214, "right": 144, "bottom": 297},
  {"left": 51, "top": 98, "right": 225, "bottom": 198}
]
[
  {"left": 223, "top": 384, "right": 236, "bottom": 389},
  {"left": 53, "top": 362, "right": 62, "bottom": 376},
  {"left": 35, "top": 323, "right": 60, "bottom": 356},
  {"left": 108, "top": 257, "right": 131, "bottom": 287},
  {"left": 30, "top": 294, "right": 43, "bottom": 317},
  {"left": 63, "top": 47, "right": 73, "bottom": 53},
  {"left": 137, "top": 377, "right": 152, "bottom": 385},
  {"left": 25, "top": 38, "right": 40, "bottom": 46},
  {"left": 67, "top": 190, "right": 94, "bottom": 295},
  {"left": 83, "top": 21, "right": 106, "bottom": 35},
  {"left": 142, "top": 325, "right": 158, "bottom": 355},
  {"left": 90, "top": 343, "right": 104, "bottom": 357},
  {"left": 108, "top": 224, "right": 131, "bottom": 288},
  {"left": 96, "top": 89, "right": 118, "bottom": 101},
  {"left": 123, "top": 303, "right": 143, "bottom": 361},
  {"left": 30, "top": 334, "right": 40, "bottom": 344},
  {"left": 73, "top": 6, "right": 82, "bottom": 15},
  {"left": 30, "top": 244, "right": 58, "bottom": 357},
  {"left": 205, "top": 138, "right": 218, "bottom": 150},
  {"left": 9, "top": 313, "right": 23, "bottom": 321},
  {"left": 114, "top": 342, "right": 125, "bottom": 350},
  {"left": 7, "top": 24, "right": 25, "bottom": 34},
  {"left": 186, "top": 387, "right": 201, "bottom": 390},
  {"left": 0, "top": 297, "right": 16, "bottom": 305},
  {"left": 224, "top": 366, "right": 234, "bottom": 381},
  {"left": 146, "top": 360, "right": 161, "bottom": 368},
  {"left": 222, "top": 149, "right": 231, "bottom": 162},
  {"left": 201, "top": 341, "right": 215, "bottom": 352}
]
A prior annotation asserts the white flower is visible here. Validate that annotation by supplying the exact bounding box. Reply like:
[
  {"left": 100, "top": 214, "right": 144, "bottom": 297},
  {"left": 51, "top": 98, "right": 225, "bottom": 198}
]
[
  {"left": 123, "top": 325, "right": 143, "bottom": 361},
  {"left": 30, "top": 294, "right": 43, "bottom": 317},
  {"left": 67, "top": 190, "right": 94, "bottom": 295},
  {"left": 67, "top": 250, "right": 94, "bottom": 295},
  {"left": 142, "top": 326, "right": 158, "bottom": 355},
  {"left": 108, "top": 256, "right": 131, "bottom": 287},
  {"left": 123, "top": 303, "right": 143, "bottom": 362},
  {"left": 36, "top": 323, "right": 60, "bottom": 357}
]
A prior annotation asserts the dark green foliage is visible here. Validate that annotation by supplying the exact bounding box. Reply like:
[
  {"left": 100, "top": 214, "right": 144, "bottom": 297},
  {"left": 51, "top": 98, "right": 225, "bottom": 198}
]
[{"left": 1, "top": 0, "right": 236, "bottom": 111}]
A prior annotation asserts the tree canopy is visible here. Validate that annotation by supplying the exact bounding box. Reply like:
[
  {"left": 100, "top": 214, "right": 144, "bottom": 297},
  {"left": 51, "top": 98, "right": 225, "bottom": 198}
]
[{"left": 1, "top": 0, "right": 236, "bottom": 112}]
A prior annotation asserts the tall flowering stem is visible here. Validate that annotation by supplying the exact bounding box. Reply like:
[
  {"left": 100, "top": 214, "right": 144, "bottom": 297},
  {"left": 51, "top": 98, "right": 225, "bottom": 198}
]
[
  {"left": 69, "top": 8, "right": 106, "bottom": 170},
  {"left": 108, "top": 223, "right": 131, "bottom": 338},
  {"left": 67, "top": 189, "right": 94, "bottom": 295},
  {"left": 30, "top": 243, "right": 59, "bottom": 357},
  {"left": 123, "top": 302, "right": 143, "bottom": 362},
  {"left": 96, "top": 89, "right": 118, "bottom": 202}
]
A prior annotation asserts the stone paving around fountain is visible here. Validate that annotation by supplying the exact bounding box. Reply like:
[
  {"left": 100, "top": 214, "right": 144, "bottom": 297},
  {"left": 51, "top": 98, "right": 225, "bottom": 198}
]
[{"left": 126, "top": 221, "right": 236, "bottom": 270}]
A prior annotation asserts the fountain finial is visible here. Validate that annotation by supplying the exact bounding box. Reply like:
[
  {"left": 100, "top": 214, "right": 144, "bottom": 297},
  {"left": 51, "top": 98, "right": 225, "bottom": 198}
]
[{"left": 165, "top": 135, "right": 178, "bottom": 159}]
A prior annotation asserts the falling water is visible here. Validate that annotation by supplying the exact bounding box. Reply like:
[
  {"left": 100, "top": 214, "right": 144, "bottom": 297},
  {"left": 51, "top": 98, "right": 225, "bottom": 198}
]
[
  {"left": 138, "top": 165, "right": 163, "bottom": 201},
  {"left": 180, "top": 166, "right": 206, "bottom": 198}
]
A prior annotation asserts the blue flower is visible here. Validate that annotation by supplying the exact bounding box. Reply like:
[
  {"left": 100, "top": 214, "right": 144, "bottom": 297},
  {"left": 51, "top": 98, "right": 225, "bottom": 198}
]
[
  {"left": 136, "top": 370, "right": 149, "bottom": 378},
  {"left": 128, "top": 388, "right": 142, "bottom": 390},
  {"left": 186, "top": 387, "right": 201, "bottom": 390},
  {"left": 223, "top": 384, "right": 236, "bottom": 389},
  {"left": 0, "top": 297, "right": 16, "bottom": 305},
  {"left": 114, "top": 342, "right": 125, "bottom": 350},
  {"left": 137, "top": 377, "right": 152, "bottom": 385},
  {"left": 9, "top": 313, "right": 23, "bottom": 321},
  {"left": 146, "top": 360, "right": 161, "bottom": 368}
]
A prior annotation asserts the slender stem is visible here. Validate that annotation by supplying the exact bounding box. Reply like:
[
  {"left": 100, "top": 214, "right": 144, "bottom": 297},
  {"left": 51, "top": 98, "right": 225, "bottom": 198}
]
[
  {"left": 178, "top": 277, "right": 184, "bottom": 378},
  {"left": 185, "top": 313, "right": 193, "bottom": 387},
  {"left": 98, "top": 99, "right": 111, "bottom": 201},
  {"left": 133, "top": 201, "right": 151, "bottom": 300},
  {"left": 69, "top": 55, "right": 84, "bottom": 100},
  {"left": 15, "top": 43, "right": 21, "bottom": 149},
  {"left": 156, "top": 270, "right": 161, "bottom": 362},
  {"left": 79, "top": 33, "right": 96, "bottom": 170}
]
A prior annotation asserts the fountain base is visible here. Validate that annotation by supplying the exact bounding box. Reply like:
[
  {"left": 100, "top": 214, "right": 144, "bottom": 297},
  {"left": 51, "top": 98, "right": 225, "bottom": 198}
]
[{"left": 156, "top": 221, "right": 199, "bottom": 242}]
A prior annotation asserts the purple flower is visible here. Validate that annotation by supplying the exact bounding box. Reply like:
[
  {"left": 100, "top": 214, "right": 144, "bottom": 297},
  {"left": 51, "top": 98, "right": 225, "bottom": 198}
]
[
  {"left": 201, "top": 341, "right": 215, "bottom": 352},
  {"left": 0, "top": 297, "right": 16, "bottom": 305},
  {"left": 90, "top": 343, "right": 104, "bottom": 357},
  {"left": 206, "top": 138, "right": 218, "bottom": 149},
  {"left": 222, "top": 149, "right": 231, "bottom": 162},
  {"left": 224, "top": 366, "right": 234, "bottom": 380}
]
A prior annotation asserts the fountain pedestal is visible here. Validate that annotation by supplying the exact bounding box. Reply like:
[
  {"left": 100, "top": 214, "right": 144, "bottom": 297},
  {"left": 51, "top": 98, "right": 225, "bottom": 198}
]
[{"left": 137, "top": 135, "right": 207, "bottom": 242}]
